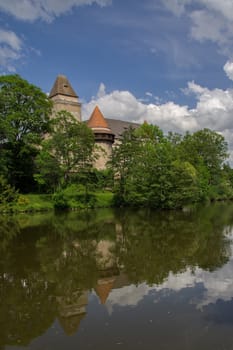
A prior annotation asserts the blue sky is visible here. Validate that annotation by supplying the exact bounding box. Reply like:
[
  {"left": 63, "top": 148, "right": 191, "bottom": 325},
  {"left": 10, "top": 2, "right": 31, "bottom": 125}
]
[{"left": 1, "top": 0, "right": 233, "bottom": 159}]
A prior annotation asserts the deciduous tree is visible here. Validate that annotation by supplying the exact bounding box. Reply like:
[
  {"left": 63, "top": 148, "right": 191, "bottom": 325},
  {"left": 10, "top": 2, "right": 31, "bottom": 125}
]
[{"left": 0, "top": 74, "right": 52, "bottom": 192}]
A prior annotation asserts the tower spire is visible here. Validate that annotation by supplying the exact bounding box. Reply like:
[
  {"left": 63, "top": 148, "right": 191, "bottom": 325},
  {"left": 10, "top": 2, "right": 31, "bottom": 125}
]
[
  {"left": 49, "top": 75, "right": 78, "bottom": 98},
  {"left": 49, "top": 75, "right": 81, "bottom": 122}
]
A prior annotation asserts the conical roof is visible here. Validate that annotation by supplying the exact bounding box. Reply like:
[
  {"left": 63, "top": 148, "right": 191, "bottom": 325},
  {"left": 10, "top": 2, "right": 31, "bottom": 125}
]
[
  {"left": 87, "top": 106, "right": 110, "bottom": 129},
  {"left": 49, "top": 75, "right": 78, "bottom": 98},
  {"left": 95, "top": 277, "right": 115, "bottom": 304}
]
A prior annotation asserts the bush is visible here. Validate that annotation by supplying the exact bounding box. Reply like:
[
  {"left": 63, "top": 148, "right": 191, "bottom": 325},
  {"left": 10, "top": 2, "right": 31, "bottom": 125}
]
[
  {"left": 52, "top": 184, "right": 97, "bottom": 210},
  {"left": 53, "top": 191, "right": 70, "bottom": 210},
  {"left": 0, "top": 176, "right": 19, "bottom": 209}
]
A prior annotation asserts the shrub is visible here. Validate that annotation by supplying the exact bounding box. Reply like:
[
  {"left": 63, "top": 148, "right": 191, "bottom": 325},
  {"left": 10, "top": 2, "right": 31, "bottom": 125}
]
[
  {"left": 0, "top": 176, "right": 19, "bottom": 209},
  {"left": 53, "top": 190, "right": 70, "bottom": 210}
]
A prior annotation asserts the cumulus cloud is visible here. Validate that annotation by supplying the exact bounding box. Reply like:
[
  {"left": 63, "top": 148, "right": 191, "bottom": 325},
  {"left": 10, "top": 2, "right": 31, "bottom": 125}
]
[
  {"left": 0, "top": 28, "right": 23, "bottom": 72},
  {"left": 103, "top": 260, "right": 233, "bottom": 312},
  {"left": 83, "top": 83, "right": 197, "bottom": 133},
  {"left": 186, "top": 81, "right": 233, "bottom": 132},
  {"left": 155, "top": 233, "right": 233, "bottom": 309},
  {"left": 83, "top": 76, "right": 233, "bottom": 162},
  {"left": 153, "top": 260, "right": 233, "bottom": 309},
  {"left": 224, "top": 61, "right": 233, "bottom": 81},
  {"left": 83, "top": 79, "right": 233, "bottom": 134},
  {"left": 0, "top": 0, "right": 111, "bottom": 22},
  {"left": 190, "top": 10, "right": 228, "bottom": 45},
  {"left": 106, "top": 283, "right": 154, "bottom": 314},
  {"left": 96, "top": 82, "right": 106, "bottom": 98},
  {"left": 103, "top": 231, "right": 233, "bottom": 312}
]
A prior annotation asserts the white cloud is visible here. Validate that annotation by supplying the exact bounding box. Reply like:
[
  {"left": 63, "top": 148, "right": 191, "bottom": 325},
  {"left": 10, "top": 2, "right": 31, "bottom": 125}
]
[
  {"left": 0, "top": 28, "right": 23, "bottom": 72},
  {"left": 103, "top": 231, "right": 233, "bottom": 312},
  {"left": 186, "top": 81, "right": 233, "bottom": 131},
  {"left": 0, "top": 29, "right": 22, "bottom": 51},
  {"left": 153, "top": 260, "right": 233, "bottom": 310},
  {"left": 97, "top": 82, "right": 106, "bottom": 98},
  {"left": 103, "top": 261, "right": 233, "bottom": 312},
  {"left": 190, "top": 10, "right": 228, "bottom": 45},
  {"left": 162, "top": 0, "right": 233, "bottom": 54},
  {"left": 224, "top": 60, "right": 233, "bottom": 81},
  {"left": 163, "top": 0, "right": 192, "bottom": 16},
  {"left": 163, "top": 0, "right": 233, "bottom": 22},
  {"left": 83, "top": 75, "right": 233, "bottom": 161},
  {"left": 106, "top": 283, "right": 154, "bottom": 314},
  {"left": 198, "top": 0, "right": 233, "bottom": 22},
  {"left": 0, "top": 0, "right": 111, "bottom": 22},
  {"left": 83, "top": 84, "right": 197, "bottom": 133}
]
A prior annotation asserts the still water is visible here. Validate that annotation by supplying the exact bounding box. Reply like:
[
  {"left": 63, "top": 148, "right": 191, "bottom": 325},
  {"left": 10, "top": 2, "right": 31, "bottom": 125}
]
[{"left": 1, "top": 203, "right": 233, "bottom": 349}]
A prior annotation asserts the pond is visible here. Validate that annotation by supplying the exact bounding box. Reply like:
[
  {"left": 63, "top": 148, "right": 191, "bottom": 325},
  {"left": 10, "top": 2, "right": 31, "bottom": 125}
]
[{"left": 1, "top": 203, "right": 233, "bottom": 349}]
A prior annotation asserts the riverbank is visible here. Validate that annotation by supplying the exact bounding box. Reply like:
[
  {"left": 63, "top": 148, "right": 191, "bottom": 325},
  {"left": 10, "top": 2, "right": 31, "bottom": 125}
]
[{"left": 0, "top": 191, "right": 114, "bottom": 213}]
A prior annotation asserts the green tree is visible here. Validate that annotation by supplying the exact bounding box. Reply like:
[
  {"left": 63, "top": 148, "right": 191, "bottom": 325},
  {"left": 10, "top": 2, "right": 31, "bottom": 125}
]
[
  {"left": 110, "top": 126, "right": 140, "bottom": 204},
  {"left": 178, "top": 129, "right": 229, "bottom": 199},
  {"left": 0, "top": 74, "right": 52, "bottom": 192},
  {"left": 180, "top": 129, "right": 228, "bottom": 182},
  {"left": 35, "top": 110, "right": 95, "bottom": 190},
  {"left": 111, "top": 124, "right": 228, "bottom": 208}
]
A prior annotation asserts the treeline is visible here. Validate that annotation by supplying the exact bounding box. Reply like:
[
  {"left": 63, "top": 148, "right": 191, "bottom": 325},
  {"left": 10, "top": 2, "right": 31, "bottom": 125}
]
[
  {"left": 1, "top": 74, "right": 233, "bottom": 210},
  {"left": 111, "top": 123, "right": 233, "bottom": 208}
]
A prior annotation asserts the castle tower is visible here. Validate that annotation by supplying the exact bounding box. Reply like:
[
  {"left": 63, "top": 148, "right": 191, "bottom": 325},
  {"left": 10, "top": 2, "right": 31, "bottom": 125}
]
[
  {"left": 49, "top": 75, "right": 81, "bottom": 121},
  {"left": 87, "top": 106, "right": 115, "bottom": 170}
]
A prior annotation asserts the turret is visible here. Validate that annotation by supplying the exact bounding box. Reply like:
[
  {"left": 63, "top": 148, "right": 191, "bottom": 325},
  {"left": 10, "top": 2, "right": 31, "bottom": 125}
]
[{"left": 87, "top": 106, "right": 115, "bottom": 169}]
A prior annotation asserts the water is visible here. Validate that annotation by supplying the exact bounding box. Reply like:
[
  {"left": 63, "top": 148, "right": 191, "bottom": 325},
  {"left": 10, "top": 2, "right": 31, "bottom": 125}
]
[{"left": 1, "top": 203, "right": 233, "bottom": 349}]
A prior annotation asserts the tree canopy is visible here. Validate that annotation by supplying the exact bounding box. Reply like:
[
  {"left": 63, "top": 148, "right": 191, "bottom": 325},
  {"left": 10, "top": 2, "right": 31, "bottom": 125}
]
[
  {"left": 0, "top": 74, "right": 233, "bottom": 208},
  {"left": 0, "top": 74, "right": 52, "bottom": 192},
  {"left": 35, "top": 110, "right": 96, "bottom": 190},
  {"left": 111, "top": 124, "right": 231, "bottom": 208}
]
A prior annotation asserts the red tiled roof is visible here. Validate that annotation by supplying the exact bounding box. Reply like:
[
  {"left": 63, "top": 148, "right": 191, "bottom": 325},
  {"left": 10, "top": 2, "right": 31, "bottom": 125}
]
[
  {"left": 87, "top": 106, "right": 110, "bottom": 129},
  {"left": 95, "top": 279, "right": 115, "bottom": 304}
]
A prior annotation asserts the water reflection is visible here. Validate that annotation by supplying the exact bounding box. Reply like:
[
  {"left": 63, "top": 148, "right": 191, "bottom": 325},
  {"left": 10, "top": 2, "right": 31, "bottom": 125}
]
[{"left": 1, "top": 204, "right": 233, "bottom": 349}]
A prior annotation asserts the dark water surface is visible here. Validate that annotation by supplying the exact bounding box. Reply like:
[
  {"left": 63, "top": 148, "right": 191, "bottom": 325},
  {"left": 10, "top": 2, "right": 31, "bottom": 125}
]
[{"left": 1, "top": 204, "right": 233, "bottom": 349}]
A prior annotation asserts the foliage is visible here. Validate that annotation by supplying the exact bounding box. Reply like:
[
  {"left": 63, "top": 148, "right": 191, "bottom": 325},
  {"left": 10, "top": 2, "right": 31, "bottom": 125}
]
[
  {"left": 178, "top": 129, "right": 228, "bottom": 185},
  {"left": 0, "top": 203, "right": 232, "bottom": 348},
  {"left": 0, "top": 176, "right": 19, "bottom": 210},
  {"left": 53, "top": 184, "right": 97, "bottom": 210},
  {"left": 0, "top": 74, "right": 232, "bottom": 209},
  {"left": 52, "top": 190, "right": 70, "bottom": 210},
  {"left": 13, "top": 194, "right": 53, "bottom": 212},
  {"left": 111, "top": 124, "right": 230, "bottom": 208},
  {"left": 35, "top": 110, "right": 95, "bottom": 189},
  {"left": 0, "top": 74, "right": 52, "bottom": 192}
]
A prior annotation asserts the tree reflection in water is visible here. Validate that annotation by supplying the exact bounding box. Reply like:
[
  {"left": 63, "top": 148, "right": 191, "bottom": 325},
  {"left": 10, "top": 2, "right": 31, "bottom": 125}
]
[{"left": 0, "top": 203, "right": 233, "bottom": 347}]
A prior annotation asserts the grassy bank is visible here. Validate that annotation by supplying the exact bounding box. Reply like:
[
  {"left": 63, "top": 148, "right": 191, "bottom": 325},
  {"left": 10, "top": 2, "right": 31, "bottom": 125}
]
[{"left": 0, "top": 191, "right": 114, "bottom": 213}]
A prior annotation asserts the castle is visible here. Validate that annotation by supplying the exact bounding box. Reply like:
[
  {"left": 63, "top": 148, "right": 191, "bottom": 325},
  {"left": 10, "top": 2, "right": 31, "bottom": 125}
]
[{"left": 49, "top": 75, "right": 139, "bottom": 169}]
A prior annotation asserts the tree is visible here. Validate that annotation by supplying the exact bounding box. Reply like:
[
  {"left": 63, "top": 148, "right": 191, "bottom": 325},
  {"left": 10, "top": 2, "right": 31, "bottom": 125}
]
[
  {"left": 180, "top": 129, "right": 228, "bottom": 181},
  {"left": 177, "top": 129, "right": 229, "bottom": 199},
  {"left": 0, "top": 74, "right": 52, "bottom": 192},
  {"left": 110, "top": 126, "right": 140, "bottom": 204},
  {"left": 110, "top": 124, "right": 229, "bottom": 208},
  {"left": 35, "top": 110, "right": 96, "bottom": 190}
]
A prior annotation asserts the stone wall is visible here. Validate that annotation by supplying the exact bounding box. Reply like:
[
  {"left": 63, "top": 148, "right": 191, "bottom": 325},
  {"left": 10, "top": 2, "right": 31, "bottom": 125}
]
[{"left": 51, "top": 94, "right": 82, "bottom": 122}]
